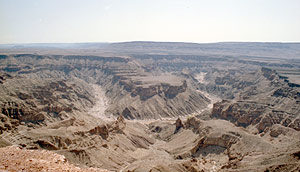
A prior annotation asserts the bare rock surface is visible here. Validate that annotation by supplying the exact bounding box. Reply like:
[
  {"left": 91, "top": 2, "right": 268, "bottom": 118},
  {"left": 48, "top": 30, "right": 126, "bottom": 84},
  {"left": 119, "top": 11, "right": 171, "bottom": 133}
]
[
  {"left": 211, "top": 67, "right": 300, "bottom": 132},
  {"left": 0, "top": 44, "right": 300, "bottom": 172},
  {"left": 0, "top": 146, "right": 110, "bottom": 172}
]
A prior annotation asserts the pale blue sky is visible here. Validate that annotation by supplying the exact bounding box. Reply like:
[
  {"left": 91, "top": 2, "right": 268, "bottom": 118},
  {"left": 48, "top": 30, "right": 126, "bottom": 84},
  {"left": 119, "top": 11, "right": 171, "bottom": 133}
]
[{"left": 1, "top": 0, "right": 300, "bottom": 44}]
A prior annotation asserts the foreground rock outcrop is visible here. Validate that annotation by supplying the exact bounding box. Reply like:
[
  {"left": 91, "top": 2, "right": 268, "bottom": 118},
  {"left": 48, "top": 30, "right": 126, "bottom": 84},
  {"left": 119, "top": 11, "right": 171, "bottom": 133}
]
[{"left": 0, "top": 146, "right": 110, "bottom": 172}]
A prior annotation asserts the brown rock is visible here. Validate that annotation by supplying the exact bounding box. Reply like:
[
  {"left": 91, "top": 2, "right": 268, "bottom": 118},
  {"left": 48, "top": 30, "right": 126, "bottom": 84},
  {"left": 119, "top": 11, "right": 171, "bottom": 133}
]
[
  {"left": 110, "top": 115, "right": 126, "bottom": 133},
  {"left": 174, "top": 117, "right": 184, "bottom": 134},
  {"left": 0, "top": 146, "right": 110, "bottom": 172},
  {"left": 89, "top": 125, "right": 109, "bottom": 139}
]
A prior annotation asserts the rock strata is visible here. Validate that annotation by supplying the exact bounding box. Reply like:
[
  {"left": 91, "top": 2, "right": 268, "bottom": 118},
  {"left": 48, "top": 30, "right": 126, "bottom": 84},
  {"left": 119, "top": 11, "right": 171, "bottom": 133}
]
[{"left": 211, "top": 67, "right": 300, "bottom": 132}]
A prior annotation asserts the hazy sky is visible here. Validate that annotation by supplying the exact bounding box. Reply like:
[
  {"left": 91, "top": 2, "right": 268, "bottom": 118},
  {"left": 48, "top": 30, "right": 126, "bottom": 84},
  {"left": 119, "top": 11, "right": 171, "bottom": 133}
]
[{"left": 1, "top": 0, "right": 300, "bottom": 44}]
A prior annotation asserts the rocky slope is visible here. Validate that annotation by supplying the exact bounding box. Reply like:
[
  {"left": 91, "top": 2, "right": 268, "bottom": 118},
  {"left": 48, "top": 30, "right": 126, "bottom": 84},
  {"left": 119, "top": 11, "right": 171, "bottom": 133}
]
[
  {"left": 0, "top": 75, "right": 95, "bottom": 133},
  {"left": 0, "top": 45, "right": 300, "bottom": 172},
  {"left": 0, "top": 54, "right": 209, "bottom": 120},
  {"left": 0, "top": 146, "right": 110, "bottom": 172},
  {"left": 113, "top": 117, "right": 300, "bottom": 171},
  {"left": 211, "top": 67, "right": 300, "bottom": 133},
  {"left": 0, "top": 53, "right": 210, "bottom": 171},
  {"left": 105, "top": 75, "right": 209, "bottom": 119}
]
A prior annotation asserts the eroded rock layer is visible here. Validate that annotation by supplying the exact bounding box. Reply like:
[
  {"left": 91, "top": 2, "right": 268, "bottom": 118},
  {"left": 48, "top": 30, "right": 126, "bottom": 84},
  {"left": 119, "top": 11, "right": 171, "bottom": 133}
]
[
  {"left": 0, "top": 43, "right": 300, "bottom": 172},
  {"left": 212, "top": 68, "right": 300, "bottom": 133}
]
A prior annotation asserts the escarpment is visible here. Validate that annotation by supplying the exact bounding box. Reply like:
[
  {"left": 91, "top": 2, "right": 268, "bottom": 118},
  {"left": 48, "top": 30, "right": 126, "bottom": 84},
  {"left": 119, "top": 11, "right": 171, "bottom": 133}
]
[
  {"left": 130, "top": 80, "right": 187, "bottom": 100},
  {"left": 105, "top": 72, "right": 209, "bottom": 119},
  {"left": 211, "top": 67, "right": 300, "bottom": 132}
]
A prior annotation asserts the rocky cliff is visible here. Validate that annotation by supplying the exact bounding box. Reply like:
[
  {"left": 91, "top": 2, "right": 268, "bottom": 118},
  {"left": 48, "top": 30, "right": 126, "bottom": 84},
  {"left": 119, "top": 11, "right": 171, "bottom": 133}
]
[
  {"left": 211, "top": 67, "right": 300, "bottom": 132},
  {"left": 103, "top": 69, "right": 209, "bottom": 119}
]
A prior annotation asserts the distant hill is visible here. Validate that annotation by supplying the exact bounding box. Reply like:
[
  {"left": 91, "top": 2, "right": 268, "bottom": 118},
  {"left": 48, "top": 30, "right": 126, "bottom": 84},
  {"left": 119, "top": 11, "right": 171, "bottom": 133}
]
[
  {"left": 105, "top": 41, "right": 300, "bottom": 59},
  {"left": 1, "top": 41, "right": 300, "bottom": 59}
]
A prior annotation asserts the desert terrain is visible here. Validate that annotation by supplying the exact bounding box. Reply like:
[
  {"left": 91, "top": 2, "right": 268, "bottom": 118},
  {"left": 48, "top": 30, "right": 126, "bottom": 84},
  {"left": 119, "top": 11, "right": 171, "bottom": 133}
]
[{"left": 0, "top": 42, "right": 300, "bottom": 172}]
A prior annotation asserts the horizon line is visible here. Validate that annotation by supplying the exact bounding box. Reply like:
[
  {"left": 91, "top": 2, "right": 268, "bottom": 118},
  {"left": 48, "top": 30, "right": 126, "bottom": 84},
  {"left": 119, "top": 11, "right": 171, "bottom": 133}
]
[{"left": 1, "top": 40, "right": 300, "bottom": 45}]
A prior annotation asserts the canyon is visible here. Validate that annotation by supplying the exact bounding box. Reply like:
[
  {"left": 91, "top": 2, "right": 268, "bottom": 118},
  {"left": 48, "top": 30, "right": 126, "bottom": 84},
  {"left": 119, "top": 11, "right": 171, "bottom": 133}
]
[{"left": 0, "top": 42, "right": 300, "bottom": 172}]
